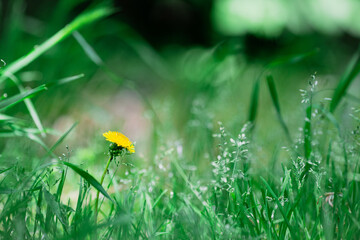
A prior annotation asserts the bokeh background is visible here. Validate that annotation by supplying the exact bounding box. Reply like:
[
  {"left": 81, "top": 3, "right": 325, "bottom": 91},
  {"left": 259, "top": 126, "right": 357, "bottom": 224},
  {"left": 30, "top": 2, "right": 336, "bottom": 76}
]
[{"left": 1, "top": 0, "right": 360, "bottom": 175}]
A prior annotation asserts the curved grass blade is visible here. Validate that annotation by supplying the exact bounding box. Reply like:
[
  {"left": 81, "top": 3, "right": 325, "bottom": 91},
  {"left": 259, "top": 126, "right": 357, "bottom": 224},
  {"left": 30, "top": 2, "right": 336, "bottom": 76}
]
[
  {"left": 0, "top": 84, "right": 47, "bottom": 111},
  {"left": 266, "top": 75, "right": 292, "bottom": 143},
  {"left": 61, "top": 161, "right": 112, "bottom": 201},
  {"left": 330, "top": 47, "right": 360, "bottom": 113},
  {"left": 0, "top": 6, "right": 113, "bottom": 84}
]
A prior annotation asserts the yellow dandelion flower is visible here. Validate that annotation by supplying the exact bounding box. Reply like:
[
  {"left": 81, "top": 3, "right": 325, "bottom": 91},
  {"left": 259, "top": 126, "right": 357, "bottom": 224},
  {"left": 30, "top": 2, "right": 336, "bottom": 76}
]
[{"left": 103, "top": 131, "right": 135, "bottom": 153}]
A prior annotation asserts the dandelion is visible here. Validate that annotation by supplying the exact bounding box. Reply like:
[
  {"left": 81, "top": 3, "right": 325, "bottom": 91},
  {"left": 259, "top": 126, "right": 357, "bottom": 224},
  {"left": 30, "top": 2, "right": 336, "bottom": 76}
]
[
  {"left": 95, "top": 131, "right": 135, "bottom": 222},
  {"left": 103, "top": 131, "right": 135, "bottom": 154}
]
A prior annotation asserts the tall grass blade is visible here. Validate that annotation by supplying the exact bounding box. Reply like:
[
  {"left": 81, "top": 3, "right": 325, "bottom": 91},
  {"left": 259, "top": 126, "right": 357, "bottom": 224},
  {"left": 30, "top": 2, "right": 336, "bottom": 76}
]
[
  {"left": 266, "top": 75, "right": 292, "bottom": 143},
  {"left": 248, "top": 78, "right": 260, "bottom": 126},
  {"left": 260, "top": 177, "right": 297, "bottom": 239},
  {"left": 56, "top": 170, "right": 67, "bottom": 203},
  {"left": 43, "top": 188, "right": 69, "bottom": 233},
  {"left": 304, "top": 105, "right": 312, "bottom": 160},
  {"left": 330, "top": 47, "right": 360, "bottom": 113},
  {"left": 33, "top": 188, "right": 44, "bottom": 238}
]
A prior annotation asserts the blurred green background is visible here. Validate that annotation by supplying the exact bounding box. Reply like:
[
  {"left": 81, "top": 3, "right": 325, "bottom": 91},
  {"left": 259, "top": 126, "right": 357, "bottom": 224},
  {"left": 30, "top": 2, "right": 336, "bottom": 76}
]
[{"left": 1, "top": 0, "right": 359, "bottom": 173}]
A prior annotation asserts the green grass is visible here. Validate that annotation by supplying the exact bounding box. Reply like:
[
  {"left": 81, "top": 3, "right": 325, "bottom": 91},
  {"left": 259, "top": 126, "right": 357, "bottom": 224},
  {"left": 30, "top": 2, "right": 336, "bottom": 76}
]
[{"left": 1, "top": 2, "right": 360, "bottom": 240}]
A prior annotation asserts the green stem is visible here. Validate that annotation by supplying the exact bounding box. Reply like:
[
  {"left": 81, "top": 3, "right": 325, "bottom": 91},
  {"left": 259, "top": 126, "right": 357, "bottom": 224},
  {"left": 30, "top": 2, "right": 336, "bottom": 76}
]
[{"left": 94, "top": 154, "right": 113, "bottom": 222}]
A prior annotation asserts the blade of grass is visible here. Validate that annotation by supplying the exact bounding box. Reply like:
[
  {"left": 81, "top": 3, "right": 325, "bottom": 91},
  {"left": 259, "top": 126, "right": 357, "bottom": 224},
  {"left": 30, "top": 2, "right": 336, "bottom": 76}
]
[
  {"left": 43, "top": 188, "right": 69, "bottom": 233},
  {"left": 260, "top": 177, "right": 297, "bottom": 239},
  {"left": 304, "top": 105, "right": 312, "bottom": 160},
  {"left": 330, "top": 46, "right": 360, "bottom": 113},
  {"left": 134, "top": 199, "right": 147, "bottom": 239},
  {"left": 48, "top": 122, "right": 78, "bottom": 154},
  {"left": 33, "top": 188, "right": 44, "bottom": 238},
  {"left": 0, "top": 84, "right": 47, "bottom": 111},
  {"left": 266, "top": 75, "right": 292, "bottom": 143},
  {"left": 61, "top": 161, "right": 112, "bottom": 201},
  {"left": 56, "top": 169, "right": 67, "bottom": 203},
  {"left": 27, "top": 133, "right": 51, "bottom": 152},
  {"left": 0, "top": 6, "right": 113, "bottom": 84},
  {"left": 248, "top": 78, "right": 260, "bottom": 127},
  {"left": 6, "top": 73, "right": 46, "bottom": 136},
  {"left": 247, "top": 48, "right": 318, "bottom": 132},
  {"left": 268, "top": 48, "right": 319, "bottom": 68},
  {"left": 0, "top": 166, "right": 14, "bottom": 175},
  {"left": 152, "top": 189, "right": 168, "bottom": 210},
  {"left": 72, "top": 31, "right": 103, "bottom": 65},
  {"left": 46, "top": 73, "right": 85, "bottom": 87},
  {"left": 1, "top": 74, "right": 82, "bottom": 139}
]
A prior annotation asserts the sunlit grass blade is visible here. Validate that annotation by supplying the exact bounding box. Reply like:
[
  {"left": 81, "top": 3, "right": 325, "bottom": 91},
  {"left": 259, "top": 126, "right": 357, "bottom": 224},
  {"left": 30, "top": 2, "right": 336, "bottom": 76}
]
[
  {"left": 61, "top": 161, "right": 112, "bottom": 201},
  {"left": 330, "top": 47, "right": 360, "bottom": 113},
  {"left": 266, "top": 75, "right": 292, "bottom": 143},
  {"left": 0, "top": 6, "right": 113, "bottom": 84},
  {"left": 0, "top": 84, "right": 47, "bottom": 111}
]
